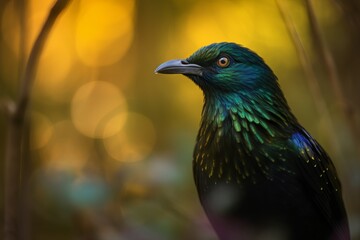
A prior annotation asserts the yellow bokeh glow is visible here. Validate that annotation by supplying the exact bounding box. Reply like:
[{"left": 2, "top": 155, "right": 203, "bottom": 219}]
[
  {"left": 30, "top": 112, "right": 53, "bottom": 150},
  {"left": 103, "top": 113, "right": 128, "bottom": 138},
  {"left": 40, "top": 120, "right": 90, "bottom": 171},
  {"left": 104, "top": 112, "right": 156, "bottom": 162},
  {"left": 180, "top": 1, "right": 307, "bottom": 67},
  {"left": 71, "top": 81, "right": 127, "bottom": 138},
  {"left": 1, "top": 0, "right": 54, "bottom": 56},
  {"left": 2, "top": 1, "right": 21, "bottom": 55},
  {"left": 36, "top": 40, "right": 73, "bottom": 99},
  {"left": 75, "top": 0, "right": 135, "bottom": 67}
]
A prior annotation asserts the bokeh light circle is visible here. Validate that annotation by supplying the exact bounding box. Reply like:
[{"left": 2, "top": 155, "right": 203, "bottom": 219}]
[
  {"left": 180, "top": 1, "right": 306, "bottom": 67},
  {"left": 36, "top": 43, "right": 73, "bottom": 99},
  {"left": 71, "top": 81, "right": 127, "bottom": 139},
  {"left": 40, "top": 120, "right": 91, "bottom": 171},
  {"left": 30, "top": 112, "right": 54, "bottom": 150},
  {"left": 75, "top": 0, "right": 135, "bottom": 67},
  {"left": 104, "top": 112, "right": 156, "bottom": 162},
  {"left": 1, "top": 0, "right": 54, "bottom": 56}
]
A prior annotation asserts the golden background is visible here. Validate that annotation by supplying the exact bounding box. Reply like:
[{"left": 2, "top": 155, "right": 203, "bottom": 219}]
[{"left": 0, "top": 0, "right": 359, "bottom": 239}]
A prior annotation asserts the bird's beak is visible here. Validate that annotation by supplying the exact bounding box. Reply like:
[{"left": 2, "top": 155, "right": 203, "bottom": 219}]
[{"left": 155, "top": 59, "right": 203, "bottom": 76}]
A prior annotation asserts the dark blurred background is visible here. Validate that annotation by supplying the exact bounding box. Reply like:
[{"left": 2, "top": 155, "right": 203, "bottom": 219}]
[{"left": 0, "top": 0, "right": 359, "bottom": 239}]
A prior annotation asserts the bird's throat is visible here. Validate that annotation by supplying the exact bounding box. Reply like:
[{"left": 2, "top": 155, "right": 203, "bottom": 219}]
[{"left": 193, "top": 93, "right": 295, "bottom": 184}]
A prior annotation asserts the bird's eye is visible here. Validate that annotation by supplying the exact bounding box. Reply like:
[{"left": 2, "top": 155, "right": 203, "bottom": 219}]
[{"left": 216, "top": 56, "right": 230, "bottom": 68}]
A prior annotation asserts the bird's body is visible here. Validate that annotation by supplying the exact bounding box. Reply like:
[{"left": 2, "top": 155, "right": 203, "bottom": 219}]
[{"left": 155, "top": 42, "right": 349, "bottom": 240}]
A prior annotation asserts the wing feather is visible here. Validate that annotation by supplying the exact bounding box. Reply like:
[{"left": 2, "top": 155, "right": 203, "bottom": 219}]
[{"left": 290, "top": 129, "right": 350, "bottom": 239}]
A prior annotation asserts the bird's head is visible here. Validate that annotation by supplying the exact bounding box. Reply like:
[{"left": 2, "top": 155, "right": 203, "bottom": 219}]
[{"left": 155, "top": 42, "right": 278, "bottom": 97}]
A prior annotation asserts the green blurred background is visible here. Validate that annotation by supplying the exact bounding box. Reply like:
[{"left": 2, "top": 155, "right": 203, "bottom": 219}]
[{"left": 0, "top": 0, "right": 359, "bottom": 239}]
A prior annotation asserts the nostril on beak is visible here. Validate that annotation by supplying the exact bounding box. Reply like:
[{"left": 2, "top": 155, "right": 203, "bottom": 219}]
[{"left": 181, "top": 60, "right": 189, "bottom": 64}]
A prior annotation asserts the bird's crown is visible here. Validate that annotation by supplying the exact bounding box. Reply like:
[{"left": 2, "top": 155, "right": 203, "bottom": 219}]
[{"left": 187, "top": 42, "right": 264, "bottom": 67}]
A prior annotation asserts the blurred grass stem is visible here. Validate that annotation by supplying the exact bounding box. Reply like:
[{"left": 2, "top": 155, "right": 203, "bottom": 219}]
[
  {"left": 3, "top": 1, "right": 72, "bottom": 240},
  {"left": 276, "top": 0, "right": 341, "bottom": 158},
  {"left": 304, "top": 0, "right": 360, "bottom": 149}
]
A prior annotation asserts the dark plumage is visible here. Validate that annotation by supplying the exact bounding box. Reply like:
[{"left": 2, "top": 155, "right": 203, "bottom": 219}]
[{"left": 155, "top": 42, "right": 350, "bottom": 240}]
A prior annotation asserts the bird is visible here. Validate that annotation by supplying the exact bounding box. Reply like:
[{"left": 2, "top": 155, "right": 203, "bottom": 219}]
[{"left": 155, "top": 42, "right": 350, "bottom": 240}]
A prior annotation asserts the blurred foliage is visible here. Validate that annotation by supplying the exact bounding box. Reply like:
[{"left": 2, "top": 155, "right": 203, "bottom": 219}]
[{"left": 0, "top": 0, "right": 359, "bottom": 239}]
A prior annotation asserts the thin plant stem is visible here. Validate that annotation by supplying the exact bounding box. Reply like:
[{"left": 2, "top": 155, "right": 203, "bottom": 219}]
[
  {"left": 275, "top": 0, "right": 341, "bottom": 158},
  {"left": 15, "top": 0, "right": 71, "bottom": 121},
  {"left": 3, "top": 1, "right": 72, "bottom": 240},
  {"left": 304, "top": 0, "right": 360, "bottom": 149}
]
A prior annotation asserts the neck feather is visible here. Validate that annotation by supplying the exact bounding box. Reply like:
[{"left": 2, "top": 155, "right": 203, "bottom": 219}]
[
  {"left": 201, "top": 89, "right": 297, "bottom": 144},
  {"left": 194, "top": 90, "right": 298, "bottom": 184}
]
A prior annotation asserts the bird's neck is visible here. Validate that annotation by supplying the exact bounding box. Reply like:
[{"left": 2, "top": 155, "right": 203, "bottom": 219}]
[
  {"left": 197, "top": 90, "right": 297, "bottom": 155},
  {"left": 193, "top": 90, "right": 297, "bottom": 184}
]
